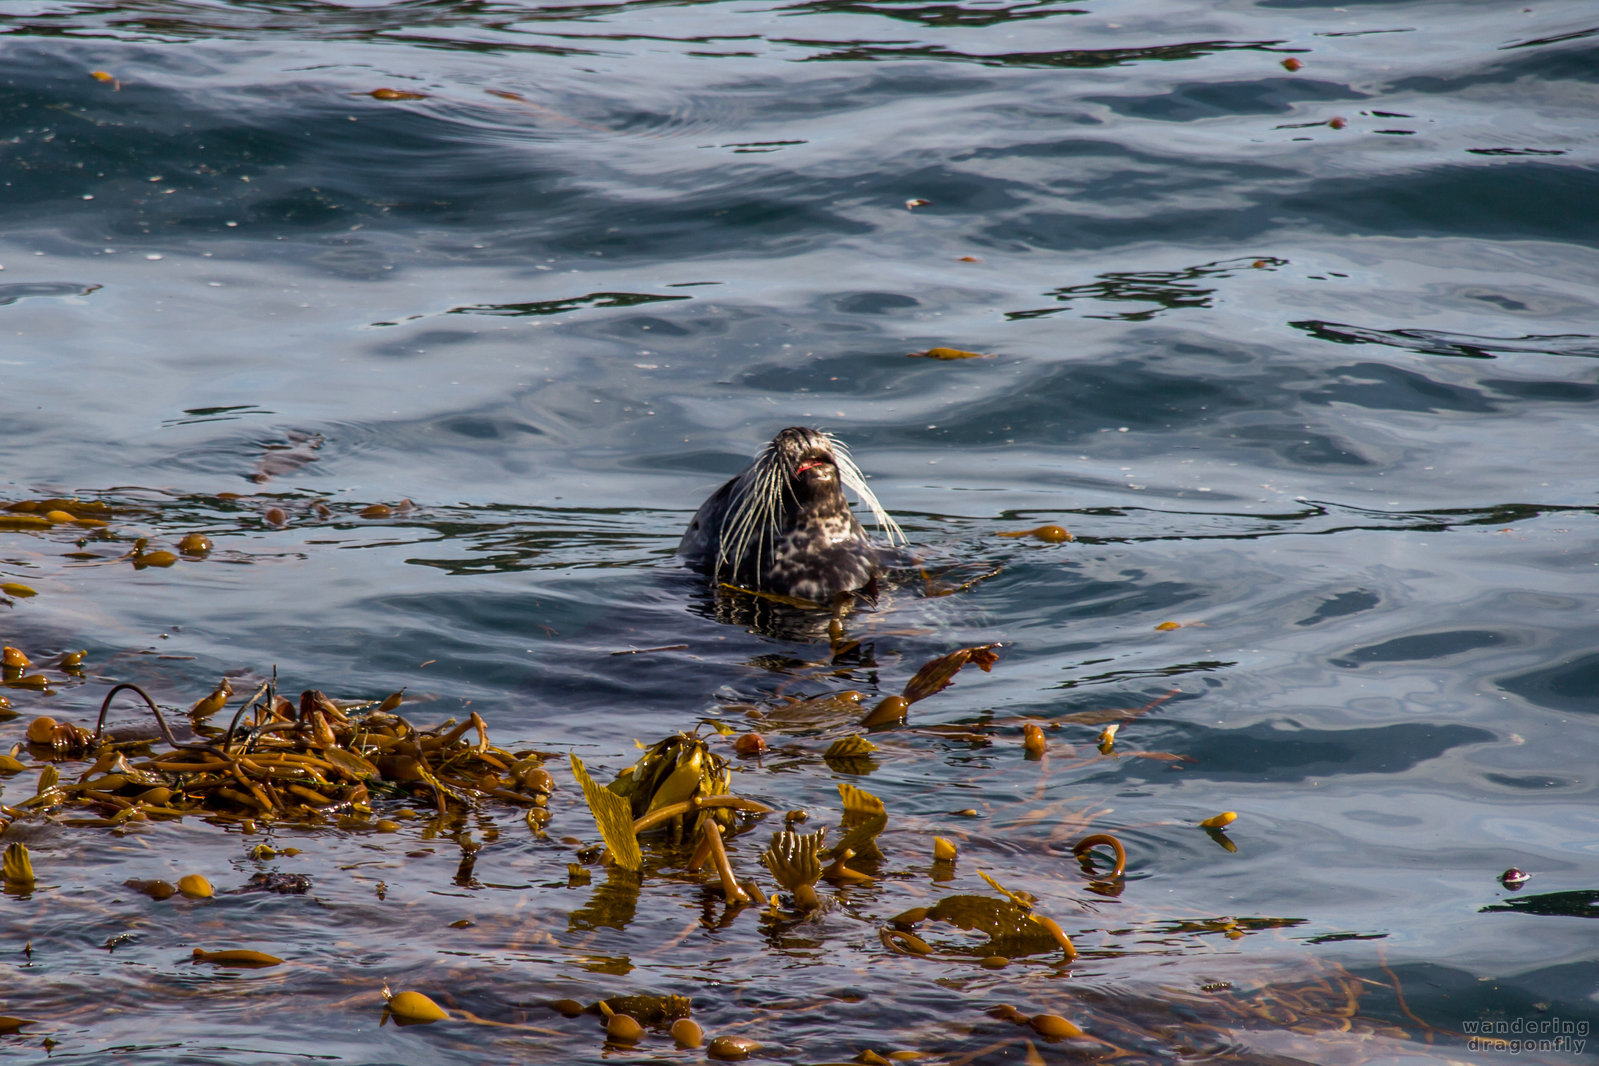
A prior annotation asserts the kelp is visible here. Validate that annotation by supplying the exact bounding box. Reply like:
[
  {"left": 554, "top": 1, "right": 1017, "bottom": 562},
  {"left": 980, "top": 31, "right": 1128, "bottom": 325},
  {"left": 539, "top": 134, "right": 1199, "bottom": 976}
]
[{"left": 0, "top": 679, "right": 555, "bottom": 834}]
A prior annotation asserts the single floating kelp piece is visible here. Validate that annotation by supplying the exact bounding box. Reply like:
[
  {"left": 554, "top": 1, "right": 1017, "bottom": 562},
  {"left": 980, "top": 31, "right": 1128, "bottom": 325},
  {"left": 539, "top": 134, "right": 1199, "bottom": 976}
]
[
  {"left": 192, "top": 947, "right": 283, "bottom": 967},
  {"left": 127, "top": 879, "right": 177, "bottom": 901},
  {"left": 571, "top": 753, "right": 643, "bottom": 871},
  {"left": 908, "top": 346, "right": 991, "bottom": 360},
  {"left": 178, "top": 533, "right": 212, "bottom": 556},
  {"left": 1022, "top": 723, "right": 1047, "bottom": 756},
  {"left": 893, "top": 891, "right": 1067, "bottom": 960},
  {"left": 707, "top": 1035, "right": 761, "bottom": 1060},
  {"left": 1198, "top": 811, "right": 1237, "bottom": 829},
  {"left": 0, "top": 583, "right": 37, "bottom": 598},
  {"left": 864, "top": 642, "right": 1004, "bottom": 726},
  {"left": 601, "top": 1003, "right": 644, "bottom": 1044},
  {"left": 933, "top": 836, "right": 957, "bottom": 861},
  {"left": 824, "top": 735, "right": 876, "bottom": 759},
  {"left": 3, "top": 842, "right": 35, "bottom": 886},
  {"left": 1154, "top": 621, "right": 1181, "bottom": 631},
  {"left": 670, "top": 1017, "right": 704, "bottom": 1048},
  {"left": 177, "top": 873, "right": 214, "bottom": 899},
  {"left": 190, "top": 677, "right": 233, "bottom": 719},
  {"left": 835, "top": 781, "right": 887, "bottom": 862},
  {"left": 902, "top": 644, "right": 1000, "bottom": 706},
  {"left": 2, "top": 646, "right": 29, "bottom": 669},
  {"left": 1097, "top": 724, "right": 1118, "bottom": 755},
  {"left": 996, "top": 524, "right": 1073, "bottom": 542},
  {"left": 383, "top": 986, "right": 449, "bottom": 1023},
  {"left": 1030, "top": 1014, "right": 1083, "bottom": 1040},
  {"left": 838, "top": 780, "right": 884, "bottom": 817},
  {"left": 367, "top": 87, "right": 429, "bottom": 101},
  {"left": 823, "top": 733, "right": 878, "bottom": 774}
]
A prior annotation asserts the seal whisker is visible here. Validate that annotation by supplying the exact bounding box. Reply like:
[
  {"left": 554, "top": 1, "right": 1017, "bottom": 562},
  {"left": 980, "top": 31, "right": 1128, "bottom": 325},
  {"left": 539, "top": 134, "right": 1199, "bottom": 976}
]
[{"left": 832, "top": 443, "right": 904, "bottom": 547}]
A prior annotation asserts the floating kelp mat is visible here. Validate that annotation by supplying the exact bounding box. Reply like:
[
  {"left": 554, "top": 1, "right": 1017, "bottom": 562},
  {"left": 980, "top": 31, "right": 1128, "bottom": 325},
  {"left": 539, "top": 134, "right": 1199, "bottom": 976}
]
[{"left": 0, "top": 633, "right": 1473, "bottom": 1065}]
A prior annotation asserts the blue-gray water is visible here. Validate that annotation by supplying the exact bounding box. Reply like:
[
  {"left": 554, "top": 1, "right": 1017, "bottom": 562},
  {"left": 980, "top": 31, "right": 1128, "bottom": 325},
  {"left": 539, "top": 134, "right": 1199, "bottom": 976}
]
[{"left": 2, "top": 0, "right": 1597, "bottom": 1062}]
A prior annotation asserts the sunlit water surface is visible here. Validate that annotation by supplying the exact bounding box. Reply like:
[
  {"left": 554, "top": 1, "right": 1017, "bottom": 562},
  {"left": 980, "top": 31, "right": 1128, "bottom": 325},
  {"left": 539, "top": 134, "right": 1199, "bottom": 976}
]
[{"left": 2, "top": 0, "right": 1598, "bottom": 1062}]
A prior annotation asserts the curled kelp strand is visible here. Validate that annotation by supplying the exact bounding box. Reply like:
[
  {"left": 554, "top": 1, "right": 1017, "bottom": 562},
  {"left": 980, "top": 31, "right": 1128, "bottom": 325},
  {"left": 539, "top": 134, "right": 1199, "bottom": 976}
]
[
  {"left": 93, "top": 683, "right": 223, "bottom": 756},
  {"left": 880, "top": 928, "right": 933, "bottom": 956},
  {"left": 1072, "top": 833, "right": 1127, "bottom": 880}
]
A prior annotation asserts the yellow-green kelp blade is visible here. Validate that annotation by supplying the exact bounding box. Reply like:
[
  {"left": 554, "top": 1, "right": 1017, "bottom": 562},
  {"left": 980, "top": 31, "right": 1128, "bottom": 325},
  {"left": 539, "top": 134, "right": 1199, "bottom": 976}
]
[{"left": 571, "top": 753, "right": 642, "bottom": 871}]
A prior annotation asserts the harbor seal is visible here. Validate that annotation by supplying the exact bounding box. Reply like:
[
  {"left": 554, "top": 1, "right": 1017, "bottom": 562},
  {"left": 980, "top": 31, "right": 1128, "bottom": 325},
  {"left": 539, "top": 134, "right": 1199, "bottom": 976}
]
[{"left": 679, "top": 427, "right": 903, "bottom": 604}]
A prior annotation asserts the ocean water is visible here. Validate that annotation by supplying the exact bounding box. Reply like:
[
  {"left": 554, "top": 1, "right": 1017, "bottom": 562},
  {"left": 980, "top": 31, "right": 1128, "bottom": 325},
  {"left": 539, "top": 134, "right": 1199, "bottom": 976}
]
[{"left": 2, "top": 0, "right": 1597, "bottom": 1061}]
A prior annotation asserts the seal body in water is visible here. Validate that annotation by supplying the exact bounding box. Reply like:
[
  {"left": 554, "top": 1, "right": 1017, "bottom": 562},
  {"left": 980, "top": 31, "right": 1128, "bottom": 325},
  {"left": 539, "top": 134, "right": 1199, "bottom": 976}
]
[{"left": 679, "top": 427, "right": 903, "bottom": 604}]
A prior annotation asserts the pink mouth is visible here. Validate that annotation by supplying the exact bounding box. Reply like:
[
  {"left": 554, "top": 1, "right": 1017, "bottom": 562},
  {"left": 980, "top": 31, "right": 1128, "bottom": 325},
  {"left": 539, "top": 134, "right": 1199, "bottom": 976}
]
[{"left": 794, "top": 459, "right": 829, "bottom": 476}]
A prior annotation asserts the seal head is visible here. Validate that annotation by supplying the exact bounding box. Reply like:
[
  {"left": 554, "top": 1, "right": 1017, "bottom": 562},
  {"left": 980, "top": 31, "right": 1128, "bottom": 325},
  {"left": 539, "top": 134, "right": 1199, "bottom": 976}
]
[{"left": 679, "top": 427, "right": 902, "bottom": 604}]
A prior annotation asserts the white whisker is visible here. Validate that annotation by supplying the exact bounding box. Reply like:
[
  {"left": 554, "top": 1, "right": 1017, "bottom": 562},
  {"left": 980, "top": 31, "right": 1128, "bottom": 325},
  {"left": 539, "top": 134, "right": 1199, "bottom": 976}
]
[{"left": 829, "top": 435, "right": 904, "bottom": 546}]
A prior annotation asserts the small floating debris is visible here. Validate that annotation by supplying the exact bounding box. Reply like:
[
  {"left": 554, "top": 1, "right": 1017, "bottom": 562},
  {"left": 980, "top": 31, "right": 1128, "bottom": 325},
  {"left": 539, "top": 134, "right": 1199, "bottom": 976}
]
[
  {"left": 192, "top": 947, "right": 282, "bottom": 967},
  {"left": 908, "top": 346, "right": 991, "bottom": 360}
]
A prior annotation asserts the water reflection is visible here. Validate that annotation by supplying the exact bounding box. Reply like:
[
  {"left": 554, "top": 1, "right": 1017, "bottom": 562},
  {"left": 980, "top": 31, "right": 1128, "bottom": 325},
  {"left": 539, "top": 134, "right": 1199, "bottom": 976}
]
[
  {"left": 1008, "top": 256, "right": 1287, "bottom": 322},
  {"left": 1293, "top": 320, "right": 1599, "bottom": 359}
]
